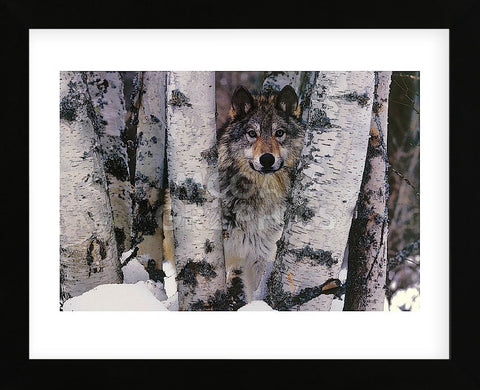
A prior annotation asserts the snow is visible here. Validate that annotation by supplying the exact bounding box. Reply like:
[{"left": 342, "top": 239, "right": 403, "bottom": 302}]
[
  {"left": 121, "top": 258, "right": 149, "bottom": 284},
  {"left": 238, "top": 300, "right": 273, "bottom": 311},
  {"left": 389, "top": 287, "right": 420, "bottom": 311},
  {"left": 62, "top": 253, "right": 169, "bottom": 311},
  {"left": 143, "top": 279, "right": 168, "bottom": 302},
  {"left": 62, "top": 282, "right": 168, "bottom": 311}
]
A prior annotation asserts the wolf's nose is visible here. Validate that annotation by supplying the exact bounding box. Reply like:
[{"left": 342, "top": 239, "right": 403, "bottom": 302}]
[{"left": 259, "top": 153, "right": 275, "bottom": 168}]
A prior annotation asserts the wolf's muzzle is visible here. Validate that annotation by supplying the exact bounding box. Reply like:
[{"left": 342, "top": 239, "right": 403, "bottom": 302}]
[{"left": 249, "top": 159, "right": 284, "bottom": 174}]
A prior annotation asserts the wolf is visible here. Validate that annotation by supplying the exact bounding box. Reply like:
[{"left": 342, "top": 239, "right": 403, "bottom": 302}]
[{"left": 218, "top": 85, "right": 305, "bottom": 307}]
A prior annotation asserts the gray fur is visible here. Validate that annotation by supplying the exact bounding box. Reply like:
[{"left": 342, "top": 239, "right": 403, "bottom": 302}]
[{"left": 218, "top": 86, "right": 305, "bottom": 304}]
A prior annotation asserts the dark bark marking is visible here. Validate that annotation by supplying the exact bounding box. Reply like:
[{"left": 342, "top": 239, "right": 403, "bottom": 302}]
[
  {"left": 336, "top": 91, "right": 370, "bottom": 108},
  {"left": 291, "top": 245, "right": 336, "bottom": 266},
  {"left": 104, "top": 154, "right": 129, "bottom": 182},
  {"left": 308, "top": 107, "right": 338, "bottom": 130},
  {"left": 175, "top": 259, "right": 217, "bottom": 287},
  {"left": 276, "top": 240, "right": 335, "bottom": 267},
  {"left": 170, "top": 178, "right": 207, "bottom": 206},
  {"left": 132, "top": 198, "right": 159, "bottom": 237},
  {"left": 60, "top": 95, "right": 78, "bottom": 121},
  {"left": 150, "top": 114, "right": 160, "bottom": 123},
  {"left": 114, "top": 227, "right": 126, "bottom": 255},
  {"left": 190, "top": 289, "right": 229, "bottom": 311},
  {"left": 168, "top": 89, "right": 192, "bottom": 107},
  {"left": 204, "top": 239, "right": 215, "bottom": 254},
  {"left": 146, "top": 259, "right": 166, "bottom": 283},
  {"left": 189, "top": 270, "right": 247, "bottom": 311},
  {"left": 86, "top": 237, "right": 107, "bottom": 277}
]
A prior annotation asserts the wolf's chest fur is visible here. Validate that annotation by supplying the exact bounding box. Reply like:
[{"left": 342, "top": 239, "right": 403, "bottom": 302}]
[
  {"left": 220, "top": 172, "right": 288, "bottom": 303},
  {"left": 221, "top": 171, "right": 287, "bottom": 262},
  {"left": 217, "top": 85, "right": 304, "bottom": 304}
]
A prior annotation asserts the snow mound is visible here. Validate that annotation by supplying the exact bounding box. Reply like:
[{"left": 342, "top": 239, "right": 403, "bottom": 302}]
[
  {"left": 122, "top": 258, "right": 150, "bottom": 284},
  {"left": 62, "top": 282, "right": 169, "bottom": 311},
  {"left": 238, "top": 300, "right": 273, "bottom": 311},
  {"left": 143, "top": 279, "right": 168, "bottom": 302}
]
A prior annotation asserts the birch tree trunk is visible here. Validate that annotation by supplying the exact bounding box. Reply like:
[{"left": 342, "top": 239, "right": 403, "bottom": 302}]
[
  {"left": 123, "top": 71, "right": 143, "bottom": 187},
  {"left": 166, "top": 71, "right": 227, "bottom": 310},
  {"left": 266, "top": 71, "right": 375, "bottom": 310},
  {"left": 85, "top": 71, "right": 132, "bottom": 255},
  {"left": 131, "top": 72, "right": 167, "bottom": 272},
  {"left": 344, "top": 71, "right": 392, "bottom": 310},
  {"left": 263, "top": 71, "right": 318, "bottom": 124},
  {"left": 60, "top": 71, "right": 122, "bottom": 303},
  {"left": 262, "top": 71, "right": 303, "bottom": 93}
]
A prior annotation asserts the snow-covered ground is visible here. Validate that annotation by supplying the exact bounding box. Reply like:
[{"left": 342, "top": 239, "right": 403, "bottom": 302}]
[
  {"left": 62, "top": 282, "right": 168, "bottom": 311},
  {"left": 62, "top": 253, "right": 269, "bottom": 311},
  {"left": 62, "top": 251, "right": 419, "bottom": 311}
]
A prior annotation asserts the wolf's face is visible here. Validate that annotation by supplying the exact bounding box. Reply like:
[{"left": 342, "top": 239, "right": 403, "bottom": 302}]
[
  {"left": 218, "top": 85, "right": 304, "bottom": 184},
  {"left": 243, "top": 116, "right": 288, "bottom": 174}
]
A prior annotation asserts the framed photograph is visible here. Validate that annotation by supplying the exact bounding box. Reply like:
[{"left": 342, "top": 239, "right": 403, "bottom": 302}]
[{"left": 29, "top": 29, "right": 448, "bottom": 360}]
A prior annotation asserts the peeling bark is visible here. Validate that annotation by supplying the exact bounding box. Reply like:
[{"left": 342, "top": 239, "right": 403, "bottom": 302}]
[
  {"left": 60, "top": 71, "right": 122, "bottom": 303},
  {"left": 166, "top": 71, "right": 226, "bottom": 310},
  {"left": 344, "top": 71, "right": 392, "bottom": 311},
  {"left": 266, "top": 72, "right": 375, "bottom": 310}
]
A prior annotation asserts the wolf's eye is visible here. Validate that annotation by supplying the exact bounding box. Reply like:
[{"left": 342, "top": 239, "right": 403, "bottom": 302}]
[
  {"left": 275, "top": 130, "right": 285, "bottom": 137},
  {"left": 247, "top": 130, "right": 257, "bottom": 138}
]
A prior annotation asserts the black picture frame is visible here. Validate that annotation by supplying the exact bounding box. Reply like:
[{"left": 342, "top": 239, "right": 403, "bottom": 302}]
[{"left": 5, "top": 0, "right": 475, "bottom": 387}]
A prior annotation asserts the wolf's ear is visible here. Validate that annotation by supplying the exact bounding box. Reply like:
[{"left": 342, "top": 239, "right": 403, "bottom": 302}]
[
  {"left": 231, "top": 86, "right": 254, "bottom": 118},
  {"left": 276, "top": 85, "right": 298, "bottom": 116}
]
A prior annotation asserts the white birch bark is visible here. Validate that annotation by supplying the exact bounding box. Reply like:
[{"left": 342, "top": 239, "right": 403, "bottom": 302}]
[
  {"left": 85, "top": 71, "right": 133, "bottom": 254},
  {"left": 267, "top": 71, "right": 375, "bottom": 310},
  {"left": 344, "top": 71, "right": 392, "bottom": 310},
  {"left": 166, "top": 71, "right": 226, "bottom": 310},
  {"left": 132, "top": 72, "right": 167, "bottom": 271},
  {"left": 60, "top": 71, "right": 122, "bottom": 303}
]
